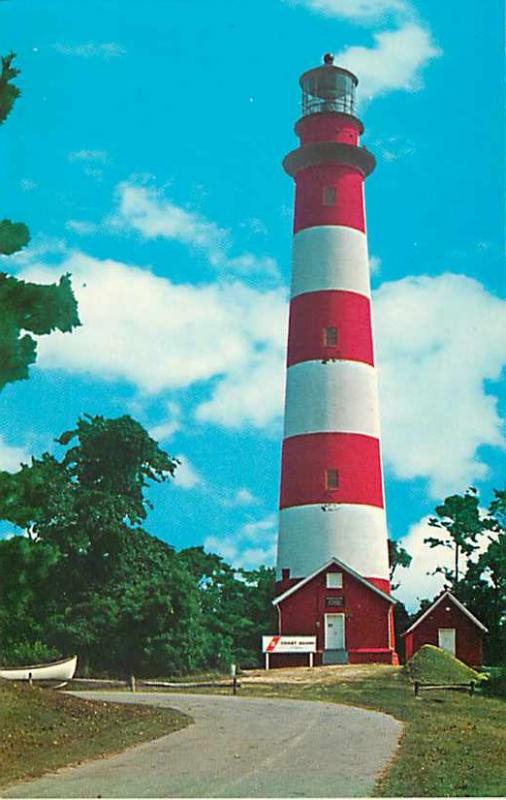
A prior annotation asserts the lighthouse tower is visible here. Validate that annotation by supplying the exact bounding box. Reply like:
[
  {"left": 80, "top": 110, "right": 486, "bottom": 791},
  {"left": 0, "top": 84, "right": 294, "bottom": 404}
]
[{"left": 272, "top": 56, "right": 397, "bottom": 666}]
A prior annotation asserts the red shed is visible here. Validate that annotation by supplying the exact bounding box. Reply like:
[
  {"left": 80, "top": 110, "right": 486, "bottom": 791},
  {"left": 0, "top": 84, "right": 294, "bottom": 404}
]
[
  {"left": 402, "top": 591, "right": 487, "bottom": 667},
  {"left": 272, "top": 557, "right": 398, "bottom": 666}
]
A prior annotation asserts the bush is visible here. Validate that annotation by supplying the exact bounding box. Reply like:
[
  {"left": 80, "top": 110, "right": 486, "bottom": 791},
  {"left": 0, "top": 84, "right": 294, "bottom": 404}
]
[
  {"left": 481, "top": 666, "right": 506, "bottom": 698},
  {"left": 0, "top": 640, "right": 61, "bottom": 667}
]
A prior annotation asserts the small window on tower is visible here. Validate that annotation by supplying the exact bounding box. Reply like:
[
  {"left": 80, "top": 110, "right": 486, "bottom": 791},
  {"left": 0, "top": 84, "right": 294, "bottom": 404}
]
[
  {"left": 323, "top": 186, "right": 337, "bottom": 206},
  {"left": 326, "top": 469, "right": 339, "bottom": 490},
  {"left": 324, "top": 326, "right": 338, "bottom": 346}
]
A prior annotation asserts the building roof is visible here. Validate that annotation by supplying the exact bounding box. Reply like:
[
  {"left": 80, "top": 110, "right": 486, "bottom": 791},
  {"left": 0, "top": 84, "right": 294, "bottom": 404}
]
[
  {"left": 401, "top": 591, "right": 488, "bottom": 636},
  {"left": 272, "top": 556, "right": 395, "bottom": 606}
]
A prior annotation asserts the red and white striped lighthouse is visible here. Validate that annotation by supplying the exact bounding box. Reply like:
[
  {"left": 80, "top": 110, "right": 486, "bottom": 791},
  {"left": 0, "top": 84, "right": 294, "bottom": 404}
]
[{"left": 273, "top": 56, "right": 396, "bottom": 666}]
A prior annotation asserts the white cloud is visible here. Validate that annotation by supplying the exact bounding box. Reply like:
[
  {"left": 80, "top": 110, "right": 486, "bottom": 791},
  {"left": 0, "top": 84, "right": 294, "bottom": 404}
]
[
  {"left": 233, "top": 488, "right": 258, "bottom": 506},
  {"left": 394, "top": 515, "right": 497, "bottom": 612},
  {"left": 0, "top": 437, "right": 29, "bottom": 472},
  {"left": 204, "top": 514, "right": 277, "bottom": 570},
  {"left": 19, "top": 250, "right": 287, "bottom": 429},
  {"left": 374, "top": 273, "right": 506, "bottom": 498},
  {"left": 336, "top": 24, "right": 441, "bottom": 100},
  {"left": 369, "top": 254, "right": 381, "bottom": 274},
  {"left": 149, "top": 402, "right": 181, "bottom": 442},
  {"left": 172, "top": 455, "right": 203, "bottom": 490},
  {"left": 66, "top": 220, "right": 99, "bottom": 236},
  {"left": 108, "top": 183, "right": 279, "bottom": 278},
  {"left": 69, "top": 150, "right": 109, "bottom": 163},
  {"left": 53, "top": 43, "right": 125, "bottom": 59},
  {"left": 291, "top": 0, "right": 411, "bottom": 23}
]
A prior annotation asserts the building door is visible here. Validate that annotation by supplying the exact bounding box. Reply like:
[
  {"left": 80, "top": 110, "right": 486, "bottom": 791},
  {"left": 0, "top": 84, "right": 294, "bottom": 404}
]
[
  {"left": 438, "top": 628, "right": 456, "bottom": 655},
  {"left": 325, "top": 613, "right": 345, "bottom": 649}
]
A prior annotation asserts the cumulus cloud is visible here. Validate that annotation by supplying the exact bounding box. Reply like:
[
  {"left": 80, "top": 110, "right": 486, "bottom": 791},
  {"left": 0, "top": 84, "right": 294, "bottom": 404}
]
[
  {"left": 373, "top": 273, "right": 506, "bottom": 497},
  {"left": 204, "top": 514, "right": 277, "bottom": 570},
  {"left": 108, "top": 183, "right": 279, "bottom": 278},
  {"left": 394, "top": 515, "right": 497, "bottom": 612},
  {"left": 149, "top": 402, "right": 181, "bottom": 442},
  {"left": 53, "top": 43, "right": 125, "bottom": 59},
  {"left": 172, "top": 456, "right": 203, "bottom": 490},
  {"left": 66, "top": 220, "right": 99, "bottom": 236},
  {"left": 68, "top": 150, "right": 109, "bottom": 163},
  {"left": 20, "top": 250, "right": 287, "bottom": 428},
  {"left": 292, "top": 1, "right": 440, "bottom": 101},
  {"left": 290, "top": 0, "right": 411, "bottom": 23},
  {"left": 336, "top": 24, "right": 441, "bottom": 100},
  {"left": 0, "top": 436, "right": 29, "bottom": 472}
]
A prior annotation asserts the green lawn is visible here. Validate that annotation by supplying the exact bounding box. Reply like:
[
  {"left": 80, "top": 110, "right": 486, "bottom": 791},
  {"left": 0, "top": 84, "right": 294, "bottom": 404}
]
[
  {"left": 236, "top": 668, "right": 506, "bottom": 797},
  {"left": 0, "top": 678, "right": 191, "bottom": 789}
]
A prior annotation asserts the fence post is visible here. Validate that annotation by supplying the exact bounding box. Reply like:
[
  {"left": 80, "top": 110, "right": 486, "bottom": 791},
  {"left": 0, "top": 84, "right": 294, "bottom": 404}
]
[
  {"left": 28, "top": 671, "right": 33, "bottom": 688},
  {"left": 231, "top": 663, "right": 237, "bottom": 696},
  {"left": 414, "top": 681, "right": 419, "bottom": 698},
  {"left": 469, "top": 680, "right": 475, "bottom": 696}
]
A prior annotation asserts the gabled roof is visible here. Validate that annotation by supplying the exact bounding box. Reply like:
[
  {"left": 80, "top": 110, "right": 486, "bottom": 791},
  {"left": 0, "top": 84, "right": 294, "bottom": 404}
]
[
  {"left": 401, "top": 591, "right": 488, "bottom": 636},
  {"left": 273, "top": 557, "right": 395, "bottom": 606}
]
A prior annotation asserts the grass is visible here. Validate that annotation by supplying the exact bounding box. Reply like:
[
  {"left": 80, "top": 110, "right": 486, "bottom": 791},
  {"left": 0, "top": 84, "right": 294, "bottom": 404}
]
[
  {"left": 0, "top": 677, "right": 191, "bottom": 789},
  {"left": 231, "top": 666, "right": 505, "bottom": 797},
  {"left": 407, "top": 644, "right": 482, "bottom": 684}
]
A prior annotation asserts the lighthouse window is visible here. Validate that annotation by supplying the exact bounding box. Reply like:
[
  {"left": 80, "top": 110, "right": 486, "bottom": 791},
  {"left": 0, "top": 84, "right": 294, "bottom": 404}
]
[
  {"left": 326, "top": 572, "right": 343, "bottom": 589},
  {"left": 326, "top": 469, "right": 339, "bottom": 490},
  {"left": 323, "top": 186, "right": 337, "bottom": 206},
  {"left": 324, "top": 326, "right": 338, "bottom": 346}
]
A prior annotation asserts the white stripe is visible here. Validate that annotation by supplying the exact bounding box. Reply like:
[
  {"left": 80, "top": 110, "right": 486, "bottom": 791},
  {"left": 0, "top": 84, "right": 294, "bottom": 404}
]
[
  {"left": 284, "top": 360, "right": 380, "bottom": 438},
  {"left": 291, "top": 225, "right": 371, "bottom": 299},
  {"left": 276, "top": 503, "right": 389, "bottom": 580}
]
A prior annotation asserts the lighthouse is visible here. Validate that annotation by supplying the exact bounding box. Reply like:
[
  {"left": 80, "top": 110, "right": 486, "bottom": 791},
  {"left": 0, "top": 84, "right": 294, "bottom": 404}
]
[{"left": 272, "top": 56, "right": 398, "bottom": 667}]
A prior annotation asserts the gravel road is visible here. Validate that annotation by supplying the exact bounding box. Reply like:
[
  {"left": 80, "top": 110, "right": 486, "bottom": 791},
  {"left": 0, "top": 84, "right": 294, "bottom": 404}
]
[{"left": 3, "top": 691, "right": 402, "bottom": 798}]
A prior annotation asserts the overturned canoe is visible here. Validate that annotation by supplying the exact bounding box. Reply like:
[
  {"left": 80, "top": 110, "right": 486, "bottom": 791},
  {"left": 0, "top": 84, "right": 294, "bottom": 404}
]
[{"left": 0, "top": 654, "right": 77, "bottom": 681}]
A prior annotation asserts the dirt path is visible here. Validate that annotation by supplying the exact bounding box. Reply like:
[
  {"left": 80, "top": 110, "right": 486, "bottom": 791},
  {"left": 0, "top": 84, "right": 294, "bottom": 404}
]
[{"left": 3, "top": 692, "right": 402, "bottom": 798}]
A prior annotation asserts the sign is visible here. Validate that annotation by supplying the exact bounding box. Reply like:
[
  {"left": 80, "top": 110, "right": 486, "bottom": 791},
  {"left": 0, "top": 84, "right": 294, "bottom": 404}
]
[{"left": 262, "top": 635, "right": 316, "bottom": 654}]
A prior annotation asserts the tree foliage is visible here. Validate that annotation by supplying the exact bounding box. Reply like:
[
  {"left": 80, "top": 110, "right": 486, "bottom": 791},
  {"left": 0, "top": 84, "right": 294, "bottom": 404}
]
[
  {"left": 0, "top": 416, "right": 275, "bottom": 673},
  {"left": 421, "top": 486, "right": 506, "bottom": 664},
  {"left": 0, "top": 52, "right": 20, "bottom": 126},
  {"left": 0, "top": 52, "right": 80, "bottom": 390},
  {"left": 425, "top": 487, "right": 494, "bottom": 585},
  {"left": 388, "top": 537, "right": 412, "bottom": 591}
]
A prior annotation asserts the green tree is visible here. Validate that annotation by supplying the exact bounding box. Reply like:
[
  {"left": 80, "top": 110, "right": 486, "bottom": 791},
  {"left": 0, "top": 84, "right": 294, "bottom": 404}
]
[
  {"left": 388, "top": 538, "right": 412, "bottom": 591},
  {"left": 0, "top": 53, "right": 80, "bottom": 391},
  {"left": 425, "top": 487, "right": 493, "bottom": 586}
]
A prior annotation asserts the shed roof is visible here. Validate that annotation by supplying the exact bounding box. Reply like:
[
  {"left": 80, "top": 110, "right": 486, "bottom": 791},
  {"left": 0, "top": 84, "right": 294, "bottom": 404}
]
[
  {"left": 401, "top": 591, "right": 488, "bottom": 636},
  {"left": 273, "top": 557, "right": 395, "bottom": 606}
]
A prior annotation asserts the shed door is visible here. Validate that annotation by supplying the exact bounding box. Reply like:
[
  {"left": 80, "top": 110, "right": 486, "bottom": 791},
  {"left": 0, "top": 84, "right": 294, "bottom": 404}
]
[
  {"left": 438, "top": 628, "right": 456, "bottom": 655},
  {"left": 325, "top": 613, "right": 345, "bottom": 649}
]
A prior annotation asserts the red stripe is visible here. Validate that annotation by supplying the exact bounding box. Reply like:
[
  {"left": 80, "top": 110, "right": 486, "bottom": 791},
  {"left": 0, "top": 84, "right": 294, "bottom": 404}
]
[
  {"left": 280, "top": 433, "right": 384, "bottom": 509},
  {"left": 294, "top": 164, "right": 365, "bottom": 234},
  {"left": 296, "top": 112, "right": 362, "bottom": 146},
  {"left": 287, "top": 291, "right": 374, "bottom": 367}
]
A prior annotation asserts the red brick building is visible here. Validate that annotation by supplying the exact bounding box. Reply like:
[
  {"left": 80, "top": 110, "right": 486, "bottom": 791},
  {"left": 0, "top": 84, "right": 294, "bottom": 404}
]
[
  {"left": 272, "top": 558, "right": 398, "bottom": 666},
  {"left": 402, "top": 591, "right": 487, "bottom": 667}
]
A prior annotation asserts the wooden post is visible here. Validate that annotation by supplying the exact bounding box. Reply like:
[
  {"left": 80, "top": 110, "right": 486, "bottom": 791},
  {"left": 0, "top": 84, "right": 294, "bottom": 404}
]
[
  {"left": 28, "top": 671, "right": 33, "bottom": 688},
  {"left": 128, "top": 674, "right": 136, "bottom": 693},
  {"left": 469, "top": 680, "right": 476, "bottom": 696},
  {"left": 414, "top": 681, "right": 420, "bottom": 698},
  {"left": 231, "top": 663, "right": 237, "bottom": 695}
]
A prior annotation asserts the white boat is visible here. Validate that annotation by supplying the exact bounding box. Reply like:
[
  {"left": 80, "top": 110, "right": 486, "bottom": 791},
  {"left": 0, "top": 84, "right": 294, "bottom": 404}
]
[{"left": 0, "top": 654, "right": 78, "bottom": 681}]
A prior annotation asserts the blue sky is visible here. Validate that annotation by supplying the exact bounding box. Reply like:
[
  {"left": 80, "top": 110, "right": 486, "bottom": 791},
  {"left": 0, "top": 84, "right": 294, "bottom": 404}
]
[{"left": 0, "top": 0, "right": 504, "bottom": 610}]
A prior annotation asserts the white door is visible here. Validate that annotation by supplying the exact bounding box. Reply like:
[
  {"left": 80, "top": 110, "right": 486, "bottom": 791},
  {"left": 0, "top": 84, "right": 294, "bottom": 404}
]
[
  {"left": 438, "top": 628, "right": 456, "bottom": 655},
  {"left": 325, "top": 614, "right": 345, "bottom": 649}
]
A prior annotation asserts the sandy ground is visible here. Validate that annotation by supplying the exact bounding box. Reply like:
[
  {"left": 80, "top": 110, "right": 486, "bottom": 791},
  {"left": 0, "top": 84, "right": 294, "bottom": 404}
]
[
  {"left": 240, "top": 663, "right": 401, "bottom": 684},
  {"left": 3, "top": 691, "right": 402, "bottom": 798}
]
